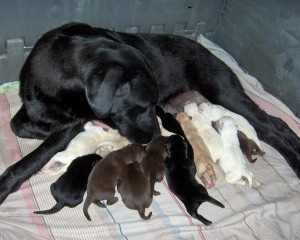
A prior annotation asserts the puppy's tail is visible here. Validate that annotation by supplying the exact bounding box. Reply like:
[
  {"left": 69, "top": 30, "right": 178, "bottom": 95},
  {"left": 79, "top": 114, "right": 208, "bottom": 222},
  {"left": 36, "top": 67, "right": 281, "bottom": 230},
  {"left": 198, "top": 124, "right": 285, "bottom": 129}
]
[
  {"left": 138, "top": 208, "right": 152, "bottom": 220},
  {"left": 83, "top": 194, "right": 93, "bottom": 221},
  {"left": 204, "top": 195, "right": 225, "bottom": 209},
  {"left": 34, "top": 202, "right": 64, "bottom": 215}
]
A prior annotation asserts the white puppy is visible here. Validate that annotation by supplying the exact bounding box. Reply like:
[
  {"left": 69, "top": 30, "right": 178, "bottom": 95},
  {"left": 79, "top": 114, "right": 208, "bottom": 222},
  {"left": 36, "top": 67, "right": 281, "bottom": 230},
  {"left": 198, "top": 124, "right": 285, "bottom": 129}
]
[
  {"left": 42, "top": 121, "right": 130, "bottom": 175},
  {"left": 199, "top": 102, "right": 263, "bottom": 150},
  {"left": 184, "top": 102, "right": 223, "bottom": 162},
  {"left": 42, "top": 116, "right": 174, "bottom": 175},
  {"left": 215, "top": 116, "right": 253, "bottom": 187}
]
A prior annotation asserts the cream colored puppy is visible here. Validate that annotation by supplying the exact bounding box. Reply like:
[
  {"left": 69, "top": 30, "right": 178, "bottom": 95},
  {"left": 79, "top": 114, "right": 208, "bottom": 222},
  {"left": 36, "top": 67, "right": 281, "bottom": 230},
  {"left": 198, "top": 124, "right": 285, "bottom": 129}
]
[
  {"left": 42, "top": 121, "right": 130, "bottom": 175},
  {"left": 184, "top": 102, "right": 223, "bottom": 162},
  {"left": 199, "top": 102, "right": 263, "bottom": 150},
  {"left": 42, "top": 116, "right": 174, "bottom": 175},
  {"left": 215, "top": 116, "right": 254, "bottom": 187},
  {"left": 176, "top": 112, "right": 217, "bottom": 188}
]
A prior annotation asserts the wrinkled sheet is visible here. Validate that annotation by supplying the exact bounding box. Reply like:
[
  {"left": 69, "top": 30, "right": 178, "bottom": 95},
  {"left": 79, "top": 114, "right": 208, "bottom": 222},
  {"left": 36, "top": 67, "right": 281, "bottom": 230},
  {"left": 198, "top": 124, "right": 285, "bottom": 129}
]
[{"left": 0, "top": 36, "right": 299, "bottom": 240}]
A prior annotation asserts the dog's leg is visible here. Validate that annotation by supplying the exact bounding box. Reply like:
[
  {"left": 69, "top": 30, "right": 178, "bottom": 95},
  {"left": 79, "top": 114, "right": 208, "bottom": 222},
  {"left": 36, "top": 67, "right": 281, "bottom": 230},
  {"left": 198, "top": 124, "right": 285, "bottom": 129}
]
[
  {"left": 106, "top": 196, "right": 118, "bottom": 205},
  {"left": 0, "top": 121, "right": 84, "bottom": 204},
  {"left": 184, "top": 201, "right": 212, "bottom": 225},
  {"left": 10, "top": 104, "right": 51, "bottom": 140}
]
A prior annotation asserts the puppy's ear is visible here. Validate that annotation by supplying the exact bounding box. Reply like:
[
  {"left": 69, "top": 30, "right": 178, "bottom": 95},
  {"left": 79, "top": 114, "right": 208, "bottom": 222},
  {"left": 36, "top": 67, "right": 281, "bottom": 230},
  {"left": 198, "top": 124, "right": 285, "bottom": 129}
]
[{"left": 85, "top": 66, "right": 123, "bottom": 118}]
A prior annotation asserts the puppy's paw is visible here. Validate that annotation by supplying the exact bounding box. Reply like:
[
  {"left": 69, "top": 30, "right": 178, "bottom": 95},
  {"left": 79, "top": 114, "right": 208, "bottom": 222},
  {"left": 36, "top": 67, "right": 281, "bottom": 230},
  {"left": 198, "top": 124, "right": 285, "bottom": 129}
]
[
  {"left": 253, "top": 178, "right": 262, "bottom": 188},
  {"left": 107, "top": 196, "right": 118, "bottom": 205},
  {"left": 41, "top": 161, "right": 68, "bottom": 175},
  {"left": 96, "top": 145, "right": 114, "bottom": 157},
  {"left": 198, "top": 164, "right": 217, "bottom": 189},
  {"left": 153, "top": 190, "right": 161, "bottom": 196}
]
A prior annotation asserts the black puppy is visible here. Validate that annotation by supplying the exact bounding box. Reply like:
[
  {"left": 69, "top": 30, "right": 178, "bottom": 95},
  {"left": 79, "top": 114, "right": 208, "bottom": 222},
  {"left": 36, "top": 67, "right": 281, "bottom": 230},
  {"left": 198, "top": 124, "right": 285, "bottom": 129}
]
[
  {"left": 34, "top": 154, "right": 101, "bottom": 215},
  {"left": 165, "top": 135, "right": 225, "bottom": 225},
  {"left": 1, "top": 22, "right": 299, "bottom": 205}
]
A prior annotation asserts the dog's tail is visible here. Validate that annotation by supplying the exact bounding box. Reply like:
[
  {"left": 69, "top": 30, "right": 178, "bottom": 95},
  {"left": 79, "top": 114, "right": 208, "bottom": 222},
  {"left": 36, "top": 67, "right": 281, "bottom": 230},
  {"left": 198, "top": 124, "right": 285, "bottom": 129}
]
[
  {"left": 83, "top": 194, "right": 93, "bottom": 221},
  {"left": 204, "top": 195, "right": 225, "bottom": 209},
  {"left": 138, "top": 208, "right": 152, "bottom": 220},
  {"left": 34, "top": 201, "right": 64, "bottom": 215}
]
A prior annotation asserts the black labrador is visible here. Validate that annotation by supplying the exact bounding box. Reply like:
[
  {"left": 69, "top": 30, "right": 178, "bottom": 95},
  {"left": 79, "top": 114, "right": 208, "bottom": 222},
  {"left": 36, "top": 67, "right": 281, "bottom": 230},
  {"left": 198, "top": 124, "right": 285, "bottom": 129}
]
[
  {"left": 0, "top": 22, "right": 299, "bottom": 204},
  {"left": 34, "top": 154, "right": 101, "bottom": 215}
]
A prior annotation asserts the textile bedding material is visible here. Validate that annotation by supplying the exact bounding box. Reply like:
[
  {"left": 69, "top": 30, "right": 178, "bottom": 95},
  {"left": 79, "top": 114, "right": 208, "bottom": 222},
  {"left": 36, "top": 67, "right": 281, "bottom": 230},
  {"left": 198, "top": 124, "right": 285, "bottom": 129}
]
[{"left": 0, "top": 35, "right": 299, "bottom": 240}]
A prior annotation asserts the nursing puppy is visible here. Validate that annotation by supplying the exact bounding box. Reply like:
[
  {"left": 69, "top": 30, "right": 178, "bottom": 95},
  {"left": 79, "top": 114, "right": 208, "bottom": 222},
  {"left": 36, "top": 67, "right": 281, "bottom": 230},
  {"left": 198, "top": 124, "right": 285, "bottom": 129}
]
[
  {"left": 117, "top": 136, "right": 166, "bottom": 220},
  {"left": 215, "top": 116, "right": 254, "bottom": 187},
  {"left": 42, "top": 121, "right": 130, "bottom": 175},
  {"left": 238, "top": 131, "right": 265, "bottom": 163},
  {"left": 176, "top": 112, "right": 217, "bottom": 188},
  {"left": 117, "top": 162, "right": 152, "bottom": 220},
  {"left": 184, "top": 102, "right": 223, "bottom": 162},
  {"left": 34, "top": 154, "right": 101, "bottom": 215},
  {"left": 164, "top": 135, "right": 225, "bottom": 226},
  {"left": 140, "top": 136, "right": 167, "bottom": 196},
  {"left": 199, "top": 102, "right": 263, "bottom": 150},
  {"left": 163, "top": 90, "right": 207, "bottom": 115},
  {"left": 83, "top": 144, "right": 145, "bottom": 221},
  {"left": 43, "top": 116, "right": 171, "bottom": 175}
]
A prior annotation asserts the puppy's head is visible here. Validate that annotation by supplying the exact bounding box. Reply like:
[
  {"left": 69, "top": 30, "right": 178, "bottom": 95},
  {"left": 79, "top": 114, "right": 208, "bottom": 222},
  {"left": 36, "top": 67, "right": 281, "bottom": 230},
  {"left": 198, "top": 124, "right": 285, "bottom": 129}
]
[
  {"left": 165, "top": 135, "right": 187, "bottom": 158},
  {"left": 128, "top": 144, "right": 146, "bottom": 162},
  {"left": 85, "top": 48, "right": 160, "bottom": 144},
  {"left": 176, "top": 112, "right": 192, "bottom": 123},
  {"left": 216, "top": 116, "right": 236, "bottom": 133}
]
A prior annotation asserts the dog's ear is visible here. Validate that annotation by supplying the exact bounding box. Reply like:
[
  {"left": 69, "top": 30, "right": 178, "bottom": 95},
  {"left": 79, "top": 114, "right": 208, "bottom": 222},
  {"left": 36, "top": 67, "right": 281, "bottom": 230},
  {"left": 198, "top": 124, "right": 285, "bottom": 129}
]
[{"left": 85, "top": 66, "right": 123, "bottom": 118}]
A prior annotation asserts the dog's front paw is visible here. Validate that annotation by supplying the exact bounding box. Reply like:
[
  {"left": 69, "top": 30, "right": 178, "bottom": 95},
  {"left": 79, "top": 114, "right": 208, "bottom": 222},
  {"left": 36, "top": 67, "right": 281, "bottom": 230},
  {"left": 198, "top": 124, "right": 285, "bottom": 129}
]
[{"left": 0, "top": 168, "right": 21, "bottom": 205}]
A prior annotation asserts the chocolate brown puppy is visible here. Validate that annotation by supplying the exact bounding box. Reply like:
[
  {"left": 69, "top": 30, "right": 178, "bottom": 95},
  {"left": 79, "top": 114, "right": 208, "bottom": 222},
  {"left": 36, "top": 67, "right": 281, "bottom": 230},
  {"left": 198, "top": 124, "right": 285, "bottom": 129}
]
[
  {"left": 140, "top": 136, "right": 167, "bottom": 196},
  {"left": 117, "top": 136, "right": 167, "bottom": 220},
  {"left": 238, "top": 131, "right": 265, "bottom": 163},
  {"left": 34, "top": 154, "right": 101, "bottom": 215},
  {"left": 83, "top": 144, "right": 145, "bottom": 221},
  {"left": 164, "top": 135, "right": 225, "bottom": 226},
  {"left": 117, "top": 162, "right": 152, "bottom": 220}
]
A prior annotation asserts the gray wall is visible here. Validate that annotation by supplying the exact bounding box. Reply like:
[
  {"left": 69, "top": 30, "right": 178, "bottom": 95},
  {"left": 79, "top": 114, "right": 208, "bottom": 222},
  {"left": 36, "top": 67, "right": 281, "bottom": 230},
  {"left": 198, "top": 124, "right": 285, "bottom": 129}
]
[{"left": 0, "top": 0, "right": 299, "bottom": 116}]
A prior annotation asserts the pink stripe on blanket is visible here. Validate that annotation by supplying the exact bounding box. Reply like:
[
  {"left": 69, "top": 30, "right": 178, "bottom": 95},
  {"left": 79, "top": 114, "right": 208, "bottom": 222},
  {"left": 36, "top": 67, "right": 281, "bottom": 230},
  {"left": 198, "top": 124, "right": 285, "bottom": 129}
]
[
  {"left": 162, "top": 180, "right": 206, "bottom": 240},
  {"left": 245, "top": 90, "right": 300, "bottom": 136},
  {"left": 0, "top": 94, "right": 52, "bottom": 239}
]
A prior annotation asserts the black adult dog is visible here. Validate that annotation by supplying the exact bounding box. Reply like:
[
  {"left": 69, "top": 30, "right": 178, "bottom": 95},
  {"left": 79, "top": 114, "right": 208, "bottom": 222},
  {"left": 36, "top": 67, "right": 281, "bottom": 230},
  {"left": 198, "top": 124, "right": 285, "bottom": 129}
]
[
  {"left": 0, "top": 22, "right": 299, "bottom": 204},
  {"left": 164, "top": 134, "right": 225, "bottom": 225}
]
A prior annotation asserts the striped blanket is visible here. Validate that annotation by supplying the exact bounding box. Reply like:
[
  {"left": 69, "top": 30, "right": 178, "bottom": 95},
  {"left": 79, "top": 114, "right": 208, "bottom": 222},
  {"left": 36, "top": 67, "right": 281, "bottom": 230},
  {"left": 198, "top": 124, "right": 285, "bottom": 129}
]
[{"left": 0, "top": 35, "right": 299, "bottom": 240}]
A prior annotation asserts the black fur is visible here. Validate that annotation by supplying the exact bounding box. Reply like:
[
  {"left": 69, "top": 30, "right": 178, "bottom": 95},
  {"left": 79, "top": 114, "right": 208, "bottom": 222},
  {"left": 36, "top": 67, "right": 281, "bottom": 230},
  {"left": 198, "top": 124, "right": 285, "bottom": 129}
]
[
  {"left": 164, "top": 135, "right": 225, "bottom": 225},
  {"left": 0, "top": 22, "right": 299, "bottom": 204},
  {"left": 34, "top": 154, "right": 101, "bottom": 215}
]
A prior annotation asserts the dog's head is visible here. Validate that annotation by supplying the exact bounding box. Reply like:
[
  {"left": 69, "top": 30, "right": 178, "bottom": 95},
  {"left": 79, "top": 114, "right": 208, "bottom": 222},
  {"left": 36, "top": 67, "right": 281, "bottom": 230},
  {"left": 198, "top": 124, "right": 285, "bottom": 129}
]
[
  {"left": 176, "top": 112, "right": 192, "bottom": 123},
  {"left": 85, "top": 46, "right": 160, "bottom": 144},
  {"left": 165, "top": 135, "right": 187, "bottom": 159}
]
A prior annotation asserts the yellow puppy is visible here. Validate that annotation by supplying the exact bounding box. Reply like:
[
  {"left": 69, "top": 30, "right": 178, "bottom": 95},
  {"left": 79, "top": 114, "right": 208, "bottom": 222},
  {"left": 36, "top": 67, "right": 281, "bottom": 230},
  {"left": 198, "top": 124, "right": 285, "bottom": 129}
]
[{"left": 176, "top": 112, "right": 217, "bottom": 188}]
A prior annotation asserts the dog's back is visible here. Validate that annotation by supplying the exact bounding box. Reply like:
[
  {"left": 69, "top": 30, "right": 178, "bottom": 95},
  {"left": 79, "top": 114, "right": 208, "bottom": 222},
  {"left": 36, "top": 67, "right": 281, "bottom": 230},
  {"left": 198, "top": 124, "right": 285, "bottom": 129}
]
[
  {"left": 216, "top": 117, "right": 253, "bottom": 187},
  {"left": 184, "top": 102, "right": 223, "bottom": 162},
  {"left": 83, "top": 144, "right": 145, "bottom": 220},
  {"left": 176, "top": 112, "right": 217, "bottom": 188},
  {"left": 199, "top": 102, "right": 262, "bottom": 150},
  {"left": 118, "top": 162, "right": 152, "bottom": 220},
  {"left": 164, "top": 135, "right": 225, "bottom": 225},
  {"left": 238, "top": 130, "right": 265, "bottom": 163}
]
